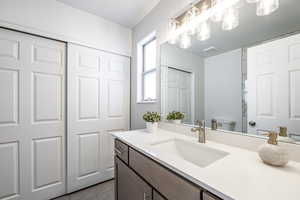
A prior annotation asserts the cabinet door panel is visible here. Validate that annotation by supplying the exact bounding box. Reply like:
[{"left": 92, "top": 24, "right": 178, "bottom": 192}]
[{"left": 116, "top": 158, "right": 152, "bottom": 200}]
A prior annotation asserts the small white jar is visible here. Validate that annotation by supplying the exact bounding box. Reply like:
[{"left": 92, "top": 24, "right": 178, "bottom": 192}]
[
  {"left": 171, "top": 119, "right": 182, "bottom": 124},
  {"left": 146, "top": 122, "right": 158, "bottom": 133}
]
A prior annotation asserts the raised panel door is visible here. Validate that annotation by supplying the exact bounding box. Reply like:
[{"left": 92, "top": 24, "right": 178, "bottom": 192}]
[
  {"left": 67, "top": 43, "right": 130, "bottom": 192},
  {"left": 248, "top": 33, "right": 300, "bottom": 135},
  {"left": 0, "top": 28, "right": 66, "bottom": 200}
]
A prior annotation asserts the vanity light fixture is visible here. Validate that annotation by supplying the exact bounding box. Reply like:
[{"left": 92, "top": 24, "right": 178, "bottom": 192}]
[
  {"left": 180, "top": 32, "right": 192, "bottom": 49},
  {"left": 180, "top": 16, "right": 192, "bottom": 48},
  {"left": 187, "top": 6, "right": 200, "bottom": 35},
  {"left": 210, "top": 0, "right": 224, "bottom": 22},
  {"left": 197, "top": 21, "right": 211, "bottom": 41},
  {"left": 168, "top": 0, "right": 241, "bottom": 48},
  {"left": 222, "top": 7, "right": 239, "bottom": 31},
  {"left": 168, "top": 0, "right": 280, "bottom": 49},
  {"left": 168, "top": 19, "right": 179, "bottom": 44}
]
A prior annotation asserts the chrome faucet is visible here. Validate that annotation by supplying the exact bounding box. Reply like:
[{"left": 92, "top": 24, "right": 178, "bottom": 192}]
[{"left": 191, "top": 120, "right": 206, "bottom": 143}]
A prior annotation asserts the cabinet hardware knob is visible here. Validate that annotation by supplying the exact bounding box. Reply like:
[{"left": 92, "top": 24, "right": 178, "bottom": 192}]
[{"left": 249, "top": 121, "right": 256, "bottom": 127}]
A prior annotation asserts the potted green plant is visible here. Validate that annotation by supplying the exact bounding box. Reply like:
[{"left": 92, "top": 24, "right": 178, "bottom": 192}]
[
  {"left": 143, "top": 112, "right": 161, "bottom": 133},
  {"left": 167, "top": 111, "right": 185, "bottom": 124}
]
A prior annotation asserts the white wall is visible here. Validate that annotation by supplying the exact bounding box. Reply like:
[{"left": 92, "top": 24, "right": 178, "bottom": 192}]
[
  {"left": 0, "top": 0, "right": 132, "bottom": 56},
  {"left": 204, "top": 49, "right": 243, "bottom": 132},
  {"left": 161, "top": 43, "right": 205, "bottom": 122},
  {"left": 131, "top": 0, "right": 192, "bottom": 129}
]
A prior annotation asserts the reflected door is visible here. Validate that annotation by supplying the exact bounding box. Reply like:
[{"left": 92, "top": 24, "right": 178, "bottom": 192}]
[
  {"left": 247, "top": 33, "right": 300, "bottom": 135},
  {"left": 166, "top": 68, "right": 192, "bottom": 122}
]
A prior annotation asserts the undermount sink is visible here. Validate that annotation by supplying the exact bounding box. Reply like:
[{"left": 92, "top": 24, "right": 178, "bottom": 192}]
[{"left": 149, "top": 139, "right": 229, "bottom": 168}]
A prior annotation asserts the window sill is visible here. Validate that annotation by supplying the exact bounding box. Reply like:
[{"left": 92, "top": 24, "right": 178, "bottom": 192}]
[{"left": 137, "top": 101, "right": 157, "bottom": 104}]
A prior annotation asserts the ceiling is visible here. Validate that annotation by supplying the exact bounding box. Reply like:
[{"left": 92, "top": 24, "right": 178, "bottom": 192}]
[
  {"left": 57, "top": 0, "right": 160, "bottom": 28},
  {"left": 169, "top": 0, "right": 300, "bottom": 57}
]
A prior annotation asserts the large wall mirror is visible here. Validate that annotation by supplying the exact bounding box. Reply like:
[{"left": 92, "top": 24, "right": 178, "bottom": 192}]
[{"left": 160, "top": 0, "right": 300, "bottom": 144}]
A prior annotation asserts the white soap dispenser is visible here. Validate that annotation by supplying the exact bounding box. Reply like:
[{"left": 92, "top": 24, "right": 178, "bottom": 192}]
[{"left": 258, "top": 131, "right": 289, "bottom": 167}]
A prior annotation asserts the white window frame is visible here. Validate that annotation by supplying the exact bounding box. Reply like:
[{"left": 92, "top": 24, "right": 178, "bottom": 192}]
[
  {"left": 137, "top": 31, "right": 157, "bottom": 104},
  {"left": 142, "top": 37, "right": 157, "bottom": 102}
]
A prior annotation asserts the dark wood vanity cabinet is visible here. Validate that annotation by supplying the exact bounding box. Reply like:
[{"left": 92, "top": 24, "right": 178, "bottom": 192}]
[
  {"left": 115, "top": 157, "right": 152, "bottom": 200},
  {"left": 114, "top": 139, "right": 223, "bottom": 200}
]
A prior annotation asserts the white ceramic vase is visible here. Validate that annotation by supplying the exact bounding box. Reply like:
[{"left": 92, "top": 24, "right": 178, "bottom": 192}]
[
  {"left": 258, "top": 144, "right": 289, "bottom": 167},
  {"left": 146, "top": 122, "right": 158, "bottom": 133},
  {"left": 171, "top": 119, "right": 182, "bottom": 124}
]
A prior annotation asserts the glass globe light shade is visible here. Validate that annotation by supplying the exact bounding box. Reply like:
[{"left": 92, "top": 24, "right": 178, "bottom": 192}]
[
  {"left": 222, "top": 7, "right": 239, "bottom": 31},
  {"left": 179, "top": 32, "right": 192, "bottom": 49},
  {"left": 256, "top": 0, "right": 279, "bottom": 16},
  {"left": 196, "top": 21, "right": 211, "bottom": 41}
]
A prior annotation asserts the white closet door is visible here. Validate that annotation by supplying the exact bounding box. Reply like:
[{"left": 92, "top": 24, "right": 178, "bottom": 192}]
[
  {"left": 67, "top": 44, "right": 130, "bottom": 192},
  {"left": 248, "top": 33, "right": 300, "bottom": 135},
  {"left": 0, "top": 28, "right": 66, "bottom": 200}
]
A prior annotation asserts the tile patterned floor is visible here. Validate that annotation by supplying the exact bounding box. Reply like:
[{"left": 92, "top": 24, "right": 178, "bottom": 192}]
[{"left": 54, "top": 180, "right": 114, "bottom": 200}]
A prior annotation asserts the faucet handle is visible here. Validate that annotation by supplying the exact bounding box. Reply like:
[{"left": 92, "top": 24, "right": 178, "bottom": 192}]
[
  {"left": 191, "top": 127, "right": 198, "bottom": 132},
  {"left": 195, "top": 120, "right": 204, "bottom": 126},
  {"left": 278, "top": 126, "right": 288, "bottom": 137}
]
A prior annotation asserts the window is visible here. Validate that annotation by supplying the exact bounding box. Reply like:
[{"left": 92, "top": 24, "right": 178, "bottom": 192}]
[
  {"left": 142, "top": 38, "right": 157, "bottom": 101},
  {"left": 137, "top": 32, "right": 157, "bottom": 103}
]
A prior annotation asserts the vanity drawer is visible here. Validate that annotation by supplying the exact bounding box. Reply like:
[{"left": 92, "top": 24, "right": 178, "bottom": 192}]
[
  {"left": 115, "top": 139, "right": 129, "bottom": 164},
  {"left": 203, "top": 191, "right": 222, "bottom": 200},
  {"left": 129, "top": 148, "right": 201, "bottom": 200}
]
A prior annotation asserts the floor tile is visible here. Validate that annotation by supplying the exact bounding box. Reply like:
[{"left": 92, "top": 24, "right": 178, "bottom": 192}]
[{"left": 53, "top": 180, "right": 114, "bottom": 200}]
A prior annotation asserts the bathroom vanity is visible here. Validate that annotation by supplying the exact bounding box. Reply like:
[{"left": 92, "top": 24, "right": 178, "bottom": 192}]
[
  {"left": 113, "top": 129, "right": 300, "bottom": 200},
  {"left": 114, "top": 139, "right": 220, "bottom": 200}
]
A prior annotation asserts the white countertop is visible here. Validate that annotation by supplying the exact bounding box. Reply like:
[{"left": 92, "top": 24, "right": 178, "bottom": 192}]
[{"left": 112, "top": 129, "right": 300, "bottom": 200}]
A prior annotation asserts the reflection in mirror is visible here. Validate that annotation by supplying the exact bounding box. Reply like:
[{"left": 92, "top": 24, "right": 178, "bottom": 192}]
[
  {"left": 160, "top": 43, "right": 204, "bottom": 124},
  {"left": 160, "top": 0, "right": 300, "bottom": 144}
]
